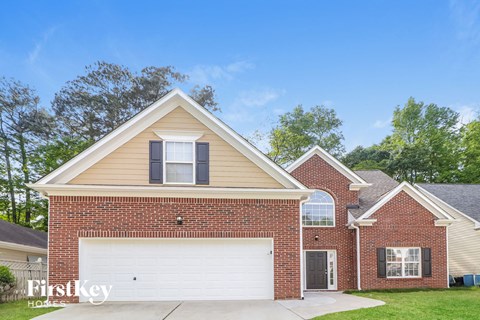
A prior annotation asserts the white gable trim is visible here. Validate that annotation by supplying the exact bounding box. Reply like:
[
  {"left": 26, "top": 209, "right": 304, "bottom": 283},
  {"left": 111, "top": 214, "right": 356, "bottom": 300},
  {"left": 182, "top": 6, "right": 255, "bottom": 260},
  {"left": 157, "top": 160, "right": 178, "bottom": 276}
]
[
  {"left": 416, "top": 185, "right": 480, "bottom": 229},
  {"left": 356, "top": 181, "right": 454, "bottom": 222},
  {"left": 286, "top": 146, "right": 370, "bottom": 189},
  {"left": 35, "top": 89, "right": 305, "bottom": 189}
]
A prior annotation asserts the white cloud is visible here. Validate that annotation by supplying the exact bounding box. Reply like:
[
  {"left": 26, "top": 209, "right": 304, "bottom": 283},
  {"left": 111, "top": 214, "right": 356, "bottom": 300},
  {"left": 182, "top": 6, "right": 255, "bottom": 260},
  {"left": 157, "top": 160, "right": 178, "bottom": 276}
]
[
  {"left": 456, "top": 104, "right": 479, "bottom": 125},
  {"left": 322, "top": 100, "right": 334, "bottom": 108},
  {"left": 223, "top": 88, "right": 284, "bottom": 124},
  {"left": 27, "top": 27, "right": 57, "bottom": 64},
  {"left": 449, "top": 0, "right": 480, "bottom": 45},
  {"left": 373, "top": 117, "right": 392, "bottom": 129},
  {"left": 188, "top": 60, "right": 254, "bottom": 85},
  {"left": 238, "top": 89, "right": 283, "bottom": 107}
]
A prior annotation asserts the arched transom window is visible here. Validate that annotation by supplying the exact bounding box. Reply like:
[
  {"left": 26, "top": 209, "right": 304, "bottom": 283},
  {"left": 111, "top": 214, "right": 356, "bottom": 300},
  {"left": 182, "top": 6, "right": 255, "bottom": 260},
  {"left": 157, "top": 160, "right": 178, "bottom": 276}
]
[{"left": 302, "top": 190, "right": 335, "bottom": 226}]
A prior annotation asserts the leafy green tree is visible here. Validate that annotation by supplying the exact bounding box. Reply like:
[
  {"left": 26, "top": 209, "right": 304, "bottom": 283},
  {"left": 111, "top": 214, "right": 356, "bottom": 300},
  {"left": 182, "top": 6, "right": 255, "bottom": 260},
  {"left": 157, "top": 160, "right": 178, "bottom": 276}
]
[
  {"left": 382, "top": 97, "right": 460, "bottom": 183},
  {"left": 342, "top": 145, "right": 390, "bottom": 171},
  {"left": 53, "top": 61, "right": 219, "bottom": 141},
  {"left": 268, "top": 105, "right": 345, "bottom": 165},
  {"left": 31, "top": 137, "right": 93, "bottom": 178},
  {"left": 460, "top": 119, "right": 480, "bottom": 183}
]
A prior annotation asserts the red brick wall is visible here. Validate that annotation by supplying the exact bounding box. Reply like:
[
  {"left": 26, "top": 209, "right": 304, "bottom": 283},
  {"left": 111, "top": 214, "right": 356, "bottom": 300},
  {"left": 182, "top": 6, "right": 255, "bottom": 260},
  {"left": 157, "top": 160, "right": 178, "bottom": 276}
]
[
  {"left": 359, "top": 191, "right": 448, "bottom": 289},
  {"left": 48, "top": 196, "right": 301, "bottom": 302},
  {"left": 290, "top": 154, "right": 359, "bottom": 290}
]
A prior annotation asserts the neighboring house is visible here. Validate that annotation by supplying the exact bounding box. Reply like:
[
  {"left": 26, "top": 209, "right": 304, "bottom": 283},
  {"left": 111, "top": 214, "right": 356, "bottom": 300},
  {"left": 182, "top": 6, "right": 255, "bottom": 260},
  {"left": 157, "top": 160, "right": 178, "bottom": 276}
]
[
  {"left": 417, "top": 184, "right": 480, "bottom": 277},
  {"left": 29, "top": 88, "right": 454, "bottom": 303},
  {"left": 0, "top": 219, "right": 47, "bottom": 262}
]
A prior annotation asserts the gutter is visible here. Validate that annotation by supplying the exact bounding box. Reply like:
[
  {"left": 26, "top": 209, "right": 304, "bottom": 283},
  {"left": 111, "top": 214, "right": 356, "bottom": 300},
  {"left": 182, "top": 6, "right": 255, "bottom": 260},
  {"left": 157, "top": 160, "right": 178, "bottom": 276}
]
[{"left": 0, "top": 240, "right": 47, "bottom": 255}]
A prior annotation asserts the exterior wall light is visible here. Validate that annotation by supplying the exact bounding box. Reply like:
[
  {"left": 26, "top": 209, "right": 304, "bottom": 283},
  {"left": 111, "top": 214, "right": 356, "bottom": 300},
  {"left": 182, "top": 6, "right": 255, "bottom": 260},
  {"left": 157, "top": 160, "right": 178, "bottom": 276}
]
[
  {"left": 315, "top": 235, "right": 319, "bottom": 241},
  {"left": 176, "top": 216, "right": 183, "bottom": 225}
]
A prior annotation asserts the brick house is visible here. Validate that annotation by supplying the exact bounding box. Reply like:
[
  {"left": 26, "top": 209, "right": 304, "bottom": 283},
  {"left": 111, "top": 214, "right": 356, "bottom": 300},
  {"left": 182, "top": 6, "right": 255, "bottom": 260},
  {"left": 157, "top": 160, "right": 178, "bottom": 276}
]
[{"left": 30, "top": 89, "right": 454, "bottom": 303}]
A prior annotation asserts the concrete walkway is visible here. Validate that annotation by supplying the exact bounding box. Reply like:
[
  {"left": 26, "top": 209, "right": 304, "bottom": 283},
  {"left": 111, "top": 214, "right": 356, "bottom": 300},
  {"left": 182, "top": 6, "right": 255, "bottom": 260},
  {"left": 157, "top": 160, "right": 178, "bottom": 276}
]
[
  {"left": 278, "top": 292, "right": 385, "bottom": 319},
  {"left": 33, "top": 292, "right": 384, "bottom": 320}
]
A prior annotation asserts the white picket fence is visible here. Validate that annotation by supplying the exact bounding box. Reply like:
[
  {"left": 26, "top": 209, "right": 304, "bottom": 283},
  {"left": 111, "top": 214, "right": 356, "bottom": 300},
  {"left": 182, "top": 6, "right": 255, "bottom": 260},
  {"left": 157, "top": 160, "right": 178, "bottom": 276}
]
[{"left": 0, "top": 259, "right": 47, "bottom": 301}]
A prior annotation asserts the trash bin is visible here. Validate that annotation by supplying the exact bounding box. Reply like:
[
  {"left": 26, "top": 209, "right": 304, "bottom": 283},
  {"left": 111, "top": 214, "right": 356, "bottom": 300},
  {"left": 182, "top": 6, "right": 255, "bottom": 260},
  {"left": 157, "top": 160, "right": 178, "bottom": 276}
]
[{"left": 464, "top": 274, "right": 475, "bottom": 287}]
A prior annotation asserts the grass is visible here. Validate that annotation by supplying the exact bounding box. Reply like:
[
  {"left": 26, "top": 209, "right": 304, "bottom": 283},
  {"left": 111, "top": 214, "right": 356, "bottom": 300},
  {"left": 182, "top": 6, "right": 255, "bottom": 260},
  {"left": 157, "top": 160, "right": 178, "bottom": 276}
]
[
  {"left": 0, "top": 300, "right": 61, "bottom": 320},
  {"left": 315, "top": 287, "right": 480, "bottom": 320}
]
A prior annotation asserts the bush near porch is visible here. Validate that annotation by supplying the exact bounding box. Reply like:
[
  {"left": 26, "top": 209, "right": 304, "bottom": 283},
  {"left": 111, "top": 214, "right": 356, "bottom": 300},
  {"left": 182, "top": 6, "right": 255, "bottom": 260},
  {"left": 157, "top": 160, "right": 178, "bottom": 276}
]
[{"left": 316, "top": 287, "right": 480, "bottom": 320}]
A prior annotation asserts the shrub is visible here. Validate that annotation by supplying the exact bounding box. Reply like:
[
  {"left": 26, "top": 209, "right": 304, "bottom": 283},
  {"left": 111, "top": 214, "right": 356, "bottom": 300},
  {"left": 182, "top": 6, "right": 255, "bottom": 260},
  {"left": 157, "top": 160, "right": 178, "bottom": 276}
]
[{"left": 0, "top": 265, "right": 15, "bottom": 286}]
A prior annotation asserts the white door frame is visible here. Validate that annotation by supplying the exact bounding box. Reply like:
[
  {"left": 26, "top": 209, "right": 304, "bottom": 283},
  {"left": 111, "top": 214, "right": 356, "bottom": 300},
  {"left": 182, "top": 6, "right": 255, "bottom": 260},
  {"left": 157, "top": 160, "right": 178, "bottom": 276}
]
[{"left": 303, "top": 250, "right": 337, "bottom": 290}]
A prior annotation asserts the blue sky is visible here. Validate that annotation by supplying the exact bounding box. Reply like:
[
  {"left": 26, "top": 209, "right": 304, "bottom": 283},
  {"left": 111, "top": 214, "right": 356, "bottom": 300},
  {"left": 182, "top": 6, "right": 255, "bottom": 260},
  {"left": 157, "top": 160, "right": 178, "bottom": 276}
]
[{"left": 1, "top": 0, "right": 479, "bottom": 151}]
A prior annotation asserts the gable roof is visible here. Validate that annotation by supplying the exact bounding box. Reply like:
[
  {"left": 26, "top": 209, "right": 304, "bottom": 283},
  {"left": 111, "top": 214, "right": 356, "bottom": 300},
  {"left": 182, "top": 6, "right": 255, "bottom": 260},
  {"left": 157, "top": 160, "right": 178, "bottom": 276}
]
[
  {"left": 417, "top": 184, "right": 480, "bottom": 225},
  {"left": 286, "top": 146, "right": 370, "bottom": 190},
  {"left": 349, "top": 170, "right": 399, "bottom": 218},
  {"left": 34, "top": 89, "right": 306, "bottom": 190},
  {"left": 355, "top": 181, "right": 453, "bottom": 222},
  {"left": 0, "top": 220, "right": 47, "bottom": 249}
]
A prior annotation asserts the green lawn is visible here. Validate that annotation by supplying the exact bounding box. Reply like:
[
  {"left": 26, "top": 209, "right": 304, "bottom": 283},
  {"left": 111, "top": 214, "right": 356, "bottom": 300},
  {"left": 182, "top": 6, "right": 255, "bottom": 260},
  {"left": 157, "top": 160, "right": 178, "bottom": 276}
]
[
  {"left": 0, "top": 300, "right": 61, "bottom": 320},
  {"left": 316, "top": 287, "right": 480, "bottom": 320}
]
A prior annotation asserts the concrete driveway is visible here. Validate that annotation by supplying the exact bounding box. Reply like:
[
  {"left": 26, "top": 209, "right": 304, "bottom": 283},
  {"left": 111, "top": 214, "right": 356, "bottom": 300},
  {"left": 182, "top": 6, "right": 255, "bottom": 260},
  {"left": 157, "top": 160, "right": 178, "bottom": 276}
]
[{"left": 33, "top": 292, "right": 384, "bottom": 320}]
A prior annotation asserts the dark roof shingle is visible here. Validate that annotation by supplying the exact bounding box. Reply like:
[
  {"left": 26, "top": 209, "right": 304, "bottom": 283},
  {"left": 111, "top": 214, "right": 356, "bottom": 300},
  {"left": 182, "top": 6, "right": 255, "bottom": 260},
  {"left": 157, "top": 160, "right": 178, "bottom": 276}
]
[
  {"left": 0, "top": 220, "right": 47, "bottom": 249},
  {"left": 350, "top": 170, "right": 399, "bottom": 218},
  {"left": 417, "top": 184, "right": 480, "bottom": 223}
]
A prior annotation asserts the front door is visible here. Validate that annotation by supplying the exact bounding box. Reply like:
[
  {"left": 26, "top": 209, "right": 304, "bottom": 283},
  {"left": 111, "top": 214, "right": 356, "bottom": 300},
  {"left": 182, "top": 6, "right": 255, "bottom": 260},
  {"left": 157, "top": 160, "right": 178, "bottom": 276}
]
[{"left": 306, "top": 251, "right": 328, "bottom": 289}]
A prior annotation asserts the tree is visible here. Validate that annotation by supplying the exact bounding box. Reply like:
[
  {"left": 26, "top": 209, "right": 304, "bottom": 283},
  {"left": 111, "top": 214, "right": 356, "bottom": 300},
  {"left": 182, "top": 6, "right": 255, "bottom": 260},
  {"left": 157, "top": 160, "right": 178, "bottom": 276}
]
[
  {"left": 0, "top": 77, "right": 55, "bottom": 224},
  {"left": 382, "top": 98, "right": 460, "bottom": 183},
  {"left": 342, "top": 145, "right": 390, "bottom": 171},
  {"left": 268, "top": 105, "right": 345, "bottom": 165},
  {"left": 31, "top": 137, "right": 93, "bottom": 178},
  {"left": 460, "top": 119, "right": 480, "bottom": 183},
  {"left": 53, "top": 61, "right": 219, "bottom": 142}
]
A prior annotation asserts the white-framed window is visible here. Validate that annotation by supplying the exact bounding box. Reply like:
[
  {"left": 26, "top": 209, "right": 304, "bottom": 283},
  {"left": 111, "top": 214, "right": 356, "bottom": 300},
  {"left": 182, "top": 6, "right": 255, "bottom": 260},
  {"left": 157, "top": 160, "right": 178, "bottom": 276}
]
[
  {"left": 164, "top": 141, "right": 195, "bottom": 184},
  {"left": 386, "top": 247, "right": 421, "bottom": 278},
  {"left": 302, "top": 190, "right": 335, "bottom": 226}
]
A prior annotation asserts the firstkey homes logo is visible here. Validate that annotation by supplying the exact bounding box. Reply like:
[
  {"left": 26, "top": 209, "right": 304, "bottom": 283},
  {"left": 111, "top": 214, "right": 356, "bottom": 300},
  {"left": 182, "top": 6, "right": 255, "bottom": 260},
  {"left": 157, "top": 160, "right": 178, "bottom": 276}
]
[{"left": 28, "top": 280, "right": 113, "bottom": 305}]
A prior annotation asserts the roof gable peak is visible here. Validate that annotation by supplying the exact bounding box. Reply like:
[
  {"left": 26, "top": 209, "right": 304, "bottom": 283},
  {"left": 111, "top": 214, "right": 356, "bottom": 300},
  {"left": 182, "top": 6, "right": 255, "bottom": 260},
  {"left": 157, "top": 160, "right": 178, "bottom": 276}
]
[
  {"left": 34, "top": 88, "right": 306, "bottom": 190},
  {"left": 286, "top": 146, "right": 370, "bottom": 190},
  {"left": 356, "top": 181, "right": 454, "bottom": 222}
]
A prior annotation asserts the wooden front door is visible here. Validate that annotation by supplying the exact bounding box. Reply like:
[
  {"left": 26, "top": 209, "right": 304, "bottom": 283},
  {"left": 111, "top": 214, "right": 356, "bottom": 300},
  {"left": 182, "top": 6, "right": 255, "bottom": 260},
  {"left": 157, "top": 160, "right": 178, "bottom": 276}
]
[{"left": 306, "top": 251, "right": 328, "bottom": 289}]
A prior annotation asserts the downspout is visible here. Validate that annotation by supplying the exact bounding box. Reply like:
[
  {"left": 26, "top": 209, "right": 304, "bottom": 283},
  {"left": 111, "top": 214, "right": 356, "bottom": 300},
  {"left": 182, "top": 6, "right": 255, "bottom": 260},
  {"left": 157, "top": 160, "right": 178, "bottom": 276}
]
[
  {"left": 446, "top": 224, "right": 450, "bottom": 288},
  {"left": 351, "top": 223, "right": 362, "bottom": 290},
  {"left": 299, "top": 197, "right": 310, "bottom": 299}
]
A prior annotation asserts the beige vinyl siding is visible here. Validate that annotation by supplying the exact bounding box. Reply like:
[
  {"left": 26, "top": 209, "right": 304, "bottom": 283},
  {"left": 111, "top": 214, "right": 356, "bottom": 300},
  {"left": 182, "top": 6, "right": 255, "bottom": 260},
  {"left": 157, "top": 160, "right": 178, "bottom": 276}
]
[
  {"left": 447, "top": 211, "right": 480, "bottom": 277},
  {"left": 69, "top": 106, "right": 283, "bottom": 188},
  {"left": 0, "top": 247, "right": 46, "bottom": 262}
]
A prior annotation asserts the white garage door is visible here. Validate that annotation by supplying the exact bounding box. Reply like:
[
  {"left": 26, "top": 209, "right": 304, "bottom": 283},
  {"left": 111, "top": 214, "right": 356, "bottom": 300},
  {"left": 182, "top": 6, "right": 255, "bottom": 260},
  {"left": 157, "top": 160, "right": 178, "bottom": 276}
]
[{"left": 79, "top": 238, "right": 274, "bottom": 301}]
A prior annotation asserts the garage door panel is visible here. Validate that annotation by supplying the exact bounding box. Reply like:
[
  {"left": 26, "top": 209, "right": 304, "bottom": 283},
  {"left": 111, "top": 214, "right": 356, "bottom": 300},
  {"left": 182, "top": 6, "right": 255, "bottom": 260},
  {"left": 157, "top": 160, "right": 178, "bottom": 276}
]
[{"left": 80, "top": 238, "right": 273, "bottom": 301}]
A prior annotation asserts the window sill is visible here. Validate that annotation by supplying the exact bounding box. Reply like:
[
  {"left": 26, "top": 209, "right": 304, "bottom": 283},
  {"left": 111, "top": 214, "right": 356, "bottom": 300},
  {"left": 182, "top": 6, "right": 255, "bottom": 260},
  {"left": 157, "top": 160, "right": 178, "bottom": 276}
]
[{"left": 302, "top": 225, "right": 336, "bottom": 228}]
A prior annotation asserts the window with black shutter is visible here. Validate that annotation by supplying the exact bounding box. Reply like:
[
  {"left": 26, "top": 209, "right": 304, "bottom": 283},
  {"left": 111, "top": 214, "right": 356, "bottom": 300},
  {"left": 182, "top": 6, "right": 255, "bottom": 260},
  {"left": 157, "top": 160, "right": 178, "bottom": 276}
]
[{"left": 149, "top": 139, "right": 210, "bottom": 185}]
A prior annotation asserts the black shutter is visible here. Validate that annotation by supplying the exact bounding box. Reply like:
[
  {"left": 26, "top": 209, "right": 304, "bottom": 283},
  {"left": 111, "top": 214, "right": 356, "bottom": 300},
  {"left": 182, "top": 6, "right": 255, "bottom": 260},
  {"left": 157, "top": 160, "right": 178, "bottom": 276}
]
[
  {"left": 149, "top": 141, "right": 163, "bottom": 184},
  {"left": 422, "top": 248, "right": 432, "bottom": 277},
  {"left": 196, "top": 142, "right": 209, "bottom": 185},
  {"left": 377, "top": 248, "right": 387, "bottom": 278}
]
